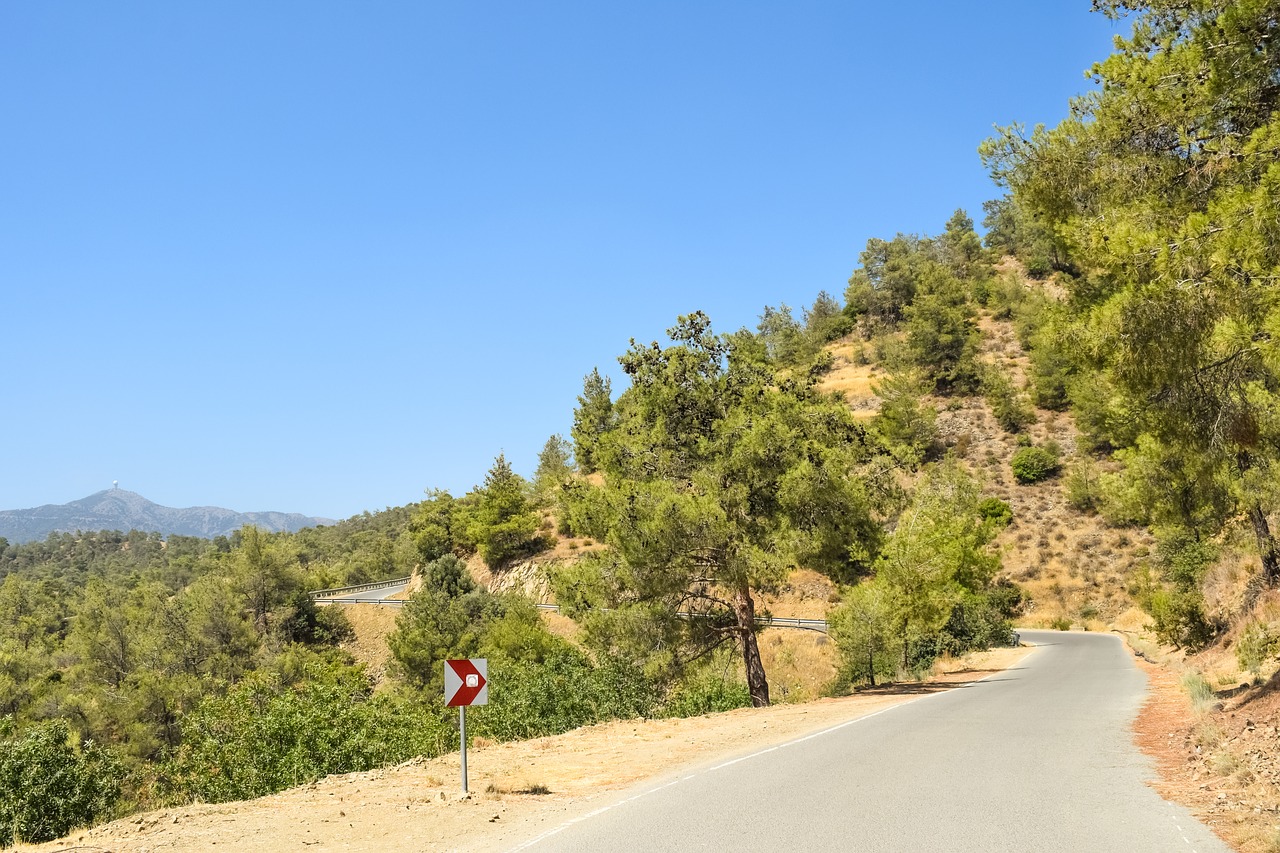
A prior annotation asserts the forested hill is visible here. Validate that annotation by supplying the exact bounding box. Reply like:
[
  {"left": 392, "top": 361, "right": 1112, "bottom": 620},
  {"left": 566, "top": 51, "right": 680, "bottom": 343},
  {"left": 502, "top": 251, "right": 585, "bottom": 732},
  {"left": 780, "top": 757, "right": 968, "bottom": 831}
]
[{"left": 0, "top": 488, "right": 333, "bottom": 543}]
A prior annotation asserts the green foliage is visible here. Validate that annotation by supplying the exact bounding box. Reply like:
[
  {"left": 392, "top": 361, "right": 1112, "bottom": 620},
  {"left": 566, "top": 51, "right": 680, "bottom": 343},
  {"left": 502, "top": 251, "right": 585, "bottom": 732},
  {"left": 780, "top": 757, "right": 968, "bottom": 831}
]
[
  {"left": 980, "top": 196, "right": 1069, "bottom": 269},
  {"left": 1236, "top": 621, "right": 1279, "bottom": 677},
  {"left": 976, "top": 497, "right": 1013, "bottom": 527},
  {"left": 940, "top": 208, "right": 986, "bottom": 279},
  {"left": 470, "top": 652, "right": 655, "bottom": 741},
  {"left": 1155, "top": 529, "right": 1218, "bottom": 590},
  {"left": 388, "top": 576, "right": 501, "bottom": 694},
  {"left": 843, "top": 234, "right": 927, "bottom": 331},
  {"left": 479, "top": 595, "right": 569, "bottom": 665},
  {"left": 165, "top": 658, "right": 451, "bottom": 803},
  {"left": 1010, "top": 445, "right": 1060, "bottom": 484},
  {"left": 850, "top": 462, "right": 1006, "bottom": 674},
  {"left": 983, "top": 0, "right": 1280, "bottom": 588},
  {"left": 744, "top": 293, "right": 854, "bottom": 372},
  {"left": 458, "top": 455, "right": 544, "bottom": 568},
  {"left": 1064, "top": 457, "right": 1102, "bottom": 512},
  {"left": 1025, "top": 333, "right": 1073, "bottom": 413},
  {"left": 1146, "top": 587, "right": 1215, "bottom": 651},
  {"left": 571, "top": 368, "right": 614, "bottom": 475},
  {"left": 0, "top": 718, "right": 123, "bottom": 846},
  {"left": 556, "top": 311, "right": 883, "bottom": 706},
  {"left": 901, "top": 270, "right": 981, "bottom": 393},
  {"left": 803, "top": 290, "right": 853, "bottom": 344},
  {"left": 409, "top": 490, "right": 462, "bottom": 563},
  {"left": 870, "top": 369, "right": 939, "bottom": 466},
  {"left": 756, "top": 303, "right": 807, "bottom": 365},
  {"left": 533, "top": 434, "right": 575, "bottom": 502},
  {"left": 935, "top": 592, "right": 1018, "bottom": 656},
  {"left": 657, "top": 657, "right": 753, "bottom": 718},
  {"left": 289, "top": 505, "right": 419, "bottom": 588},
  {"left": 981, "top": 366, "right": 1035, "bottom": 433},
  {"left": 421, "top": 553, "right": 474, "bottom": 598},
  {"left": 232, "top": 526, "right": 300, "bottom": 632},
  {"left": 0, "top": 501, "right": 601, "bottom": 833},
  {"left": 829, "top": 578, "right": 897, "bottom": 687}
]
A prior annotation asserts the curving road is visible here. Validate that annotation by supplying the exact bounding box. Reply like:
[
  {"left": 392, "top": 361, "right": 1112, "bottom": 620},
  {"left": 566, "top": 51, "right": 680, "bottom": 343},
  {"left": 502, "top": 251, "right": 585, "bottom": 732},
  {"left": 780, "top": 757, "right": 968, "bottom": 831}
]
[{"left": 512, "top": 631, "right": 1229, "bottom": 853}]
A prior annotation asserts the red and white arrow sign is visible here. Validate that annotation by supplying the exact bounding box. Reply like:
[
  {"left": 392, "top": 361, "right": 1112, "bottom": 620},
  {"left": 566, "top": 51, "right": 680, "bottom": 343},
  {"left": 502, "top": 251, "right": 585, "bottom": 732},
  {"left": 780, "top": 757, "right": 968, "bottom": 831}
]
[{"left": 444, "top": 658, "right": 488, "bottom": 707}]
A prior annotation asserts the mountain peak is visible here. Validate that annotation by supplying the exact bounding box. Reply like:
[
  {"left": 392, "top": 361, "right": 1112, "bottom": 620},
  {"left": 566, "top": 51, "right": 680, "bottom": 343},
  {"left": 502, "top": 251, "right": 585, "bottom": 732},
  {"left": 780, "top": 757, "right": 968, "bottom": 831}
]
[{"left": 0, "top": 491, "right": 334, "bottom": 544}]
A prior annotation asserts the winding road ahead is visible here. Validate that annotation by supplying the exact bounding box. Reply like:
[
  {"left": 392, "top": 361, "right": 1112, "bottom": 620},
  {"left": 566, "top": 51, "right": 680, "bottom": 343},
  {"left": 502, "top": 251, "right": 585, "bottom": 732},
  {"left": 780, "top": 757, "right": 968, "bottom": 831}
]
[{"left": 513, "top": 631, "right": 1228, "bottom": 853}]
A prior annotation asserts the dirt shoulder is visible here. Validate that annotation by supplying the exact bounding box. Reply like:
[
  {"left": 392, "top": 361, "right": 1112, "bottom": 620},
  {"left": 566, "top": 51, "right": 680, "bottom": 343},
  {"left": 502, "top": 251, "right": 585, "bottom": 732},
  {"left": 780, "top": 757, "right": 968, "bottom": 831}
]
[
  {"left": 1133, "top": 653, "right": 1280, "bottom": 853},
  {"left": 24, "top": 648, "right": 1027, "bottom": 853}
]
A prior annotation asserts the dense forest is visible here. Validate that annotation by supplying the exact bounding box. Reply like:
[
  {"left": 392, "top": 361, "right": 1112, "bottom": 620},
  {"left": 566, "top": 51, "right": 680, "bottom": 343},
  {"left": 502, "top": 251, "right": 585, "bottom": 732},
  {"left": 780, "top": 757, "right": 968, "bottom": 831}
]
[{"left": 5, "top": 0, "right": 1280, "bottom": 845}]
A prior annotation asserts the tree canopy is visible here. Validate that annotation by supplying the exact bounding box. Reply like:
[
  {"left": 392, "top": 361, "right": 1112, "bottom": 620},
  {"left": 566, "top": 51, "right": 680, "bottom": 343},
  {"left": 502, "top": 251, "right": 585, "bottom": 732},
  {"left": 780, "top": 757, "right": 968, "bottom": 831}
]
[
  {"left": 982, "top": 0, "right": 1280, "bottom": 599},
  {"left": 557, "top": 312, "right": 882, "bottom": 706}
]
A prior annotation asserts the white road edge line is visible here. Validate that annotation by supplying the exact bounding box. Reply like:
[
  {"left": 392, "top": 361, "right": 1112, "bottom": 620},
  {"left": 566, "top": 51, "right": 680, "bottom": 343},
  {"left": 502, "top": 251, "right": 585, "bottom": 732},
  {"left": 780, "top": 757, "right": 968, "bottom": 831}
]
[{"left": 507, "top": 646, "right": 1038, "bottom": 851}]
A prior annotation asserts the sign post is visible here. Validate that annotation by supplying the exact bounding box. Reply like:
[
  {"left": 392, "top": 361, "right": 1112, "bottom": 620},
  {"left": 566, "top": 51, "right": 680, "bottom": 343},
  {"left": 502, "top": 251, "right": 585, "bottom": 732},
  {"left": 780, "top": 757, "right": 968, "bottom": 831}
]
[{"left": 444, "top": 659, "right": 488, "bottom": 793}]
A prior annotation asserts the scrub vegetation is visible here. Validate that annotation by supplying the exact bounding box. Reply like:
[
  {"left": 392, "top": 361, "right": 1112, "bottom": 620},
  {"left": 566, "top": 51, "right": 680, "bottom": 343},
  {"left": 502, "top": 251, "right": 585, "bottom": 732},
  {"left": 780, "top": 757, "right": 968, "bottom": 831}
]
[{"left": 8, "top": 0, "right": 1280, "bottom": 844}]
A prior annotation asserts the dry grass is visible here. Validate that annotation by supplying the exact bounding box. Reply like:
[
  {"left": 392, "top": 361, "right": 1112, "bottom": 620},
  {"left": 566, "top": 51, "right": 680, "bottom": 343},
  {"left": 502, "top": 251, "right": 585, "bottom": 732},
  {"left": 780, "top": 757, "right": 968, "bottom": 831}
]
[
  {"left": 757, "top": 568, "right": 839, "bottom": 619},
  {"left": 334, "top": 603, "right": 399, "bottom": 684},
  {"left": 816, "top": 342, "right": 881, "bottom": 410},
  {"left": 758, "top": 629, "right": 839, "bottom": 703}
]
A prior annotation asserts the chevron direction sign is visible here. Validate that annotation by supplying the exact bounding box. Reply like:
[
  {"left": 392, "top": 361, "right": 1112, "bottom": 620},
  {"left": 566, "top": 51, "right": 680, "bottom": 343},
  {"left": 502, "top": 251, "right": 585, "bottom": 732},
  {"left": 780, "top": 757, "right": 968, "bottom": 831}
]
[{"left": 444, "top": 658, "right": 488, "bottom": 707}]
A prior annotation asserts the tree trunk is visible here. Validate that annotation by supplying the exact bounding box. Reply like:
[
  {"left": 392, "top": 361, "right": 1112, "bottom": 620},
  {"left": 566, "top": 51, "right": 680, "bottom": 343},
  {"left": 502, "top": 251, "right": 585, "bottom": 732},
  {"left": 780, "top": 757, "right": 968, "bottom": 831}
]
[
  {"left": 868, "top": 646, "right": 876, "bottom": 688},
  {"left": 1247, "top": 503, "right": 1280, "bottom": 588},
  {"left": 733, "top": 587, "right": 770, "bottom": 707}
]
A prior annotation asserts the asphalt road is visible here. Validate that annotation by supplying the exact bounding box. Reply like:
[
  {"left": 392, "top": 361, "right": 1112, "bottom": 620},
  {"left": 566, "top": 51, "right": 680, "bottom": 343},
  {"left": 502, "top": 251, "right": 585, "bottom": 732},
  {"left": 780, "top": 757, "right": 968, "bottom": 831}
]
[
  {"left": 362, "top": 581, "right": 408, "bottom": 601},
  {"left": 315, "top": 581, "right": 409, "bottom": 604},
  {"left": 512, "top": 631, "right": 1230, "bottom": 853}
]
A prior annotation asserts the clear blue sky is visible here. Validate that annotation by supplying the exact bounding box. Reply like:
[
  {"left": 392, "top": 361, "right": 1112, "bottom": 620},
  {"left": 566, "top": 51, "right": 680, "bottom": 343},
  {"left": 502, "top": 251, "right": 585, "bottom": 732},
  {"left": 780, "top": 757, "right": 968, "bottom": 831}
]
[{"left": 0, "top": 2, "right": 1123, "bottom": 520}]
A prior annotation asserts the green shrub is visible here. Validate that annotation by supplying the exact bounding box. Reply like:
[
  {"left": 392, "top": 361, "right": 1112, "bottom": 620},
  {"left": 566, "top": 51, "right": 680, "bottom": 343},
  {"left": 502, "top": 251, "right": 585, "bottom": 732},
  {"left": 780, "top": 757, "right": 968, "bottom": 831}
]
[
  {"left": 982, "top": 369, "right": 1034, "bottom": 433},
  {"left": 658, "top": 668, "right": 752, "bottom": 718},
  {"left": 1026, "top": 256, "right": 1052, "bottom": 279},
  {"left": 166, "top": 662, "right": 452, "bottom": 803},
  {"left": 1155, "top": 529, "right": 1217, "bottom": 589},
  {"left": 1010, "top": 446, "right": 1060, "bottom": 484},
  {"left": 1064, "top": 458, "right": 1101, "bottom": 512},
  {"left": 1146, "top": 587, "right": 1215, "bottom": 651},
  {"left": 471, "top": 653, "right": 655, "bottom": 741},
  {"left": 977, "top": 497, "right": 1013, "bottom": 527},
  {"left": 0, "top": 718, "right": 123, "bottom": 846},
  {"left": 1236, "top": 621, "right": 1279, "bottom": 677},
  {"left": 936, "top": 594, "right": 1018, "bottom": 655}
]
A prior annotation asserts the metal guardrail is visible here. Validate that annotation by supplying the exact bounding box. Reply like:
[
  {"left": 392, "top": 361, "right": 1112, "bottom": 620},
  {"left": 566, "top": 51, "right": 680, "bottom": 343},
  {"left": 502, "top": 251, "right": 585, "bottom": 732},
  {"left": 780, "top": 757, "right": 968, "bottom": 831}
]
[
  {"left": 309, "top": 576, "right": 412, "bottom": 599},
  {"left": 316, "top": 596, "right": 408, "bottom": 607},
  {"left": 535, "top": 602, "right": 829, "bottom": 634},
  {"left": 310, "top": 585, "right": 827, "bottom": 631},
  {"left": 757, "top": 615, "right": 830, "bottom": 633}
]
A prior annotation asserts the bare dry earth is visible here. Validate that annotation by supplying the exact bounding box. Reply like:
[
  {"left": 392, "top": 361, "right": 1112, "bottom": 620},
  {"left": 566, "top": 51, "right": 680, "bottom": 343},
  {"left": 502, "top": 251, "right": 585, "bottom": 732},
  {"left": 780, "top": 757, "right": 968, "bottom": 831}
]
[
  {"left": 1129, "top": 609, "right": 1280, "bottom": 853},
  {"left": 20, "top": 649, "right": 1027, "bottom": 853}
]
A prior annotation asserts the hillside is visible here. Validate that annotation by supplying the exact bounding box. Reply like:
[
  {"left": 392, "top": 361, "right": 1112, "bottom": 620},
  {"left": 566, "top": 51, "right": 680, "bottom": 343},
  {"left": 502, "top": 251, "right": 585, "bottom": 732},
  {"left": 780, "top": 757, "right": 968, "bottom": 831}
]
[{"left": 0, "top": 487, "right": 333, "bottom": 543}]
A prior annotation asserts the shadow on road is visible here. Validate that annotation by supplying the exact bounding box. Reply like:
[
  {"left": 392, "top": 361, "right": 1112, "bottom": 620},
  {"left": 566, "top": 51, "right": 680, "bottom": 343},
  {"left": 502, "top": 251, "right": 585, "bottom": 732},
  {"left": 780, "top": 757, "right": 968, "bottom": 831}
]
[{"left": 854, "top": 669, "right": 1010, "bottom": 696}]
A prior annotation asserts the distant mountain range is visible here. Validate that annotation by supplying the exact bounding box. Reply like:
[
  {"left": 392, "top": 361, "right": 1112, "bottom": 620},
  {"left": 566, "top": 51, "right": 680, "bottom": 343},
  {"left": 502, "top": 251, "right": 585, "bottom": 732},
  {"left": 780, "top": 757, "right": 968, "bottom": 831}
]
[{"left": 0, "top": 489, "right": 334, "bottom": 544}]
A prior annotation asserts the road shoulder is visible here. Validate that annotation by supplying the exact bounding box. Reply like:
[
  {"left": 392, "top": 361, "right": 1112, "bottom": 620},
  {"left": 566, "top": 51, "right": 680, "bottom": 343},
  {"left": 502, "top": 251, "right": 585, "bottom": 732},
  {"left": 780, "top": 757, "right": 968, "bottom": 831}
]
[{"left": 22, "top": 647, "right": 1028, "bottom": 853}]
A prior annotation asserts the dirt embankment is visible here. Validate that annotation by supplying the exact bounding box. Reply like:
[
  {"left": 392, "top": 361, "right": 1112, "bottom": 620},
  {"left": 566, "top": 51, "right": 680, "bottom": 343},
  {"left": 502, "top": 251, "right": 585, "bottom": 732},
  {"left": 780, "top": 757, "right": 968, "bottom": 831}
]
[
  {"left": 20, "top": 648, "right": 1027, "bottom": 853},
  {"left": 1132, "top": 650, "right": 1280, "bottom": 853}
]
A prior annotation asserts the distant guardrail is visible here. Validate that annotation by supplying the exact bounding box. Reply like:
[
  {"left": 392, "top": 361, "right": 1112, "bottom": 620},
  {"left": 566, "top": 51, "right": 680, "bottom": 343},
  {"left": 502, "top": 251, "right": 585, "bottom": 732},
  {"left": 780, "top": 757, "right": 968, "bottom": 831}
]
[
  {"left": 309, "top": 583, "right": 828, "bottom": 632},
  {"left": 535, "top": 603, "right": 829, "bottom": 634},
  {"left": 316, "top": 596, "right": 408, "bottom": 607},
  {"left": 309, "top": 576, "right": 411, "bottom": 600}
]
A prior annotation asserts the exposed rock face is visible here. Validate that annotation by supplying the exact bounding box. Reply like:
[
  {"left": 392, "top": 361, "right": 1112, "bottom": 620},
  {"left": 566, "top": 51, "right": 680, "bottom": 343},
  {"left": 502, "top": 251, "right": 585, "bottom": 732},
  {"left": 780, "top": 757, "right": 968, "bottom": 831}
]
[
  {"left": 465, "top": 552, "right": 554, "bottom": 601},
  {"left": 0, "top": 488, "right": 333, "bottom": 543}
]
